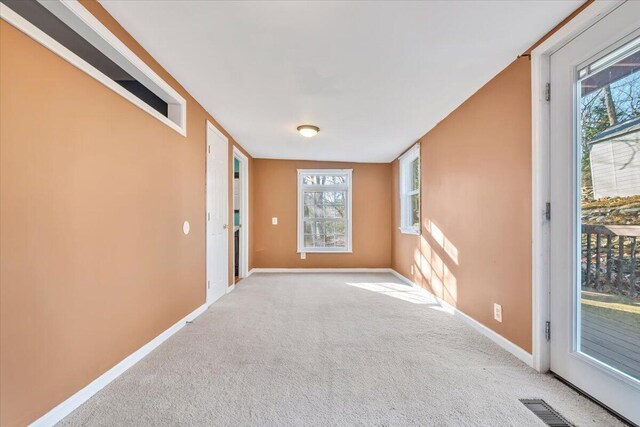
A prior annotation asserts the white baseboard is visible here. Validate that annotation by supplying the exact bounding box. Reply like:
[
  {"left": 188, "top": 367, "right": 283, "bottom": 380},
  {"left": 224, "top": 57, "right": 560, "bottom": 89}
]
[
  {"left": 227, "top": 283, "right": 236, "bottom": 294},
  {"left": 30, "top": 302, "right": 211, "bottom": 427},
  {"left": 389, "top": 270, "right": 534, "bottom": 368},
  {"left": 249, "top": 267, "right": 395, "bottom": 274}
]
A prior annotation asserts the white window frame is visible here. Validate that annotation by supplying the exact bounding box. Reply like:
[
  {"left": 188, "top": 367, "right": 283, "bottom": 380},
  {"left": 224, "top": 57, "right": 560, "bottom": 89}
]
[
  {"left": 0, "top": 0, "right": 187, "bottom": 136},
  {"left": 297, "top": 169, "right": 353, "bottom": 253},
  {"left": 399, "top": 143, "right": 421, "bottom": 234}
]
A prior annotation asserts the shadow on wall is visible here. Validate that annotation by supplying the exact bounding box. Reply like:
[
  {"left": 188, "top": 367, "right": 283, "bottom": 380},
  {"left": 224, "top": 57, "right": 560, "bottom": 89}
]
[{"left": 413, "top": 219, "right": 460, "bottom": 307}]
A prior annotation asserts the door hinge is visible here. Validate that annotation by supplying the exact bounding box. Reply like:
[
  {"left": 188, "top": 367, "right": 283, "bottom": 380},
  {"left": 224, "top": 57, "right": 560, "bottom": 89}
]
[
  {"left": 207, "top": 280, "right": 210, "bottom": 289},
  {"left": 545, "top": 202, "right": 551, "bottom": 221},
  {"left": 208, "top": 145, "right": 211, "bottom": 154},
  {"left": 545, "top": 83, "right": 551, "bottom": 101},
  {"left": 207, "top": 212, "right": 211, "bottom": 221},
  {"left": 545, "top": 321, "right": 551, "bottom": 341}
]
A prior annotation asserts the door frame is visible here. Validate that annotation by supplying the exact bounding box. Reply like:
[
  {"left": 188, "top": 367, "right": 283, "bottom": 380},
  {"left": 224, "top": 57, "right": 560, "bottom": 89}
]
[
  {"left": 530, "top": 0, "right": 624, "bottom": 373},
  {"left": 206, "top": 120, "right": 229, "bottom": 305},
  {"left": 233, "top": 146, "right": 250, "bottom": 282}
]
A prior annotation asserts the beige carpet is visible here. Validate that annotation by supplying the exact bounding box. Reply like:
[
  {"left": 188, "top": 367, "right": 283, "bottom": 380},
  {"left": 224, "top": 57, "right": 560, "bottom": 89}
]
[{"left": 59, "top": 273, "right": 623, "bottom": 426}]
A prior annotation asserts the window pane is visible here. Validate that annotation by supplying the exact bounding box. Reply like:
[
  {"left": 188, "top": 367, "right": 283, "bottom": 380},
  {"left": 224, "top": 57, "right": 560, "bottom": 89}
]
[
  {"left": 303, "top": 175, "right": 347, "bottom": 185},
  {"left": 325, "top": 221, "right": 335, "bottom": 236},
  {"left": 578, "top": 40, "right": 640, "bottom": 381},
  {"left": 411, "top": 157, "right": 420, "bottom": 191},
  {"left": 411, "top": 194, "right": 420, "bottom": 228},
  {"left": 322, "top": 191, "right": 336, "bottom": 204},
  {"left": 304, "top": 235, "right": 313, "bottom": 247},
  {"left": 312, "top": 221, "right": 324, "bottom": 236},
  {"left": 324, "top": 205, "right": 340, "bottom": 218},
  {"left": 334, "top": 234, "right": 346, "bottom": 247},
  {"left": 304, "top": 192, "right": 314, "bottom": 206},
  {"left": 324, "top": 234, "right": 336, "bottom": 247},
  {"left": 335, "top": 221, "right": 345, "bottom": 234},
  {"left": 303, "top": 221, "right": 312, "bottom": 234}
]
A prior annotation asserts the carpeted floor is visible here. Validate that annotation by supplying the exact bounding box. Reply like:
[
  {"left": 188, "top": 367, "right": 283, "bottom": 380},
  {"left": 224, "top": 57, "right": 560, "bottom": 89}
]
[{"left": 59, "top": 273, "right": 623, "bottom": 426}]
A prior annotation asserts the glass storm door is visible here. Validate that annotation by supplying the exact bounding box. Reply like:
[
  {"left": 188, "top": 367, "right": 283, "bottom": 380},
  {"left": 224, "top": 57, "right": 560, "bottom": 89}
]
[{"left": 549, "top": 2, "right": 640, "bottom": 424}]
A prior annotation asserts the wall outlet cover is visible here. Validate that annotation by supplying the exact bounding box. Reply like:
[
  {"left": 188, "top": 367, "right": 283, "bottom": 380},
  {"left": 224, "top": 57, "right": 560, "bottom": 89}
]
[
  {"left": 301, "top": 252, "right": 306, "bottom": 259},
  {"left": 272, "top": 217, "right": 278, "bottom": 225}
]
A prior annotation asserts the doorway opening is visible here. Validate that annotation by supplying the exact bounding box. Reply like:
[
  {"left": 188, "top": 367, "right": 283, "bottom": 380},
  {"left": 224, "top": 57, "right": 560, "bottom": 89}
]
[{"left": 233, "top": 147, "right": 249, "bottom": 284}]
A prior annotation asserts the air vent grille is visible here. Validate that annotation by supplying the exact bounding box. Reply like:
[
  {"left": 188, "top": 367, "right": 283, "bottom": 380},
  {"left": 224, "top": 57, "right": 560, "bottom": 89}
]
[{"left": 520, "top": 399, "right": 573, "bottom": 427}]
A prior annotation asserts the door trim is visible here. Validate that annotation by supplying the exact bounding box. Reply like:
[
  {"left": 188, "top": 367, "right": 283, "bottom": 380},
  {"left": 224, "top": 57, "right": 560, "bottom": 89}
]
[
  {"left": 233, "top": 146, "right": 250, "bottom": 281},
  {"left": 530, "top": 0, "right": 624, "bottom": 373},
  {"left": 206, "top": 120, "right": 229, "bottom": 304}
]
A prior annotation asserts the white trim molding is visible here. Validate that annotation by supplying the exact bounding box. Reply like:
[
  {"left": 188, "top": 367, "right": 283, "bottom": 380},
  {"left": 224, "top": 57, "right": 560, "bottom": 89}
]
[
  {"left": 233, "top": 147, "right": 250, "bottom": 279},
  {"left": 249, "top": 268, "right": 395, "bottom": 274},
  {"left": 0, "top": 0, "right": 187, "bottom": 136},
  {"left": 529, "top": 0, "right": 622, "bottom": 373},
  {"left": 29, "top": 302, "right": 212, "bottom": 427},
  {"left": 389, "top": 270, "right": 534, "bottom": 368}
]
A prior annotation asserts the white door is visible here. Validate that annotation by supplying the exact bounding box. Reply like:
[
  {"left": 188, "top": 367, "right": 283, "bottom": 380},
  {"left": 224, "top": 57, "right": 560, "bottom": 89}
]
[
  {"left": 549, "top": 2, "right": 640, "bottom": 423},
  {"left": 206, "top": 122, "right": 229, "bottom": 304}
]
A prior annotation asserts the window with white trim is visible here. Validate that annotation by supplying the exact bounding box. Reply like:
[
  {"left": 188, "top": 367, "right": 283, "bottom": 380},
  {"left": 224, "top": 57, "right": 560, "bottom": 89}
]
[
  {"left": 298, "top": 169, "right": 352, "bottom": 253},
  {"left": 399, "top": 144, "right": 420, "bottom": 234}
]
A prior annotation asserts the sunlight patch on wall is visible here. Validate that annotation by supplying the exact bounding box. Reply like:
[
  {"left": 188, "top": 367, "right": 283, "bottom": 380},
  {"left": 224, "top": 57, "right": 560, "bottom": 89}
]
[
  {"left": 412, "top": 234, "right": 458, "bottom": 306},
  {"left": 425, "top": 220, "right": 459, "bottom": 265}
]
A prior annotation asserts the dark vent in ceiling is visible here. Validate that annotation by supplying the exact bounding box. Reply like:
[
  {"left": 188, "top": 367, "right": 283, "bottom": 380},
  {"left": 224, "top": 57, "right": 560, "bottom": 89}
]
[{"left": 520, "top": 399, "right": 573, "bottom": 427}]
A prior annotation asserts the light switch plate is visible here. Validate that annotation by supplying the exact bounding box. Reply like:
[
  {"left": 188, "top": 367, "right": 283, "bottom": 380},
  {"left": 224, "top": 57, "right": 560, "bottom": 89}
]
[
  {"left": 272, "top": 217, "right": 278, "bottom": 225},
  {"left": 301, "top": 252, "right": 306, "bottom": 260},
  {"left": 493, "top": 303, "right": 503, "bottom": 323}
]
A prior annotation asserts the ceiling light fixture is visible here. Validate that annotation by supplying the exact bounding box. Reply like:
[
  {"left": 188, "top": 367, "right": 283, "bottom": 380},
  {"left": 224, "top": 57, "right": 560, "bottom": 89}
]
[{"left": 297, "top": 124, "right": 319, "bottom": 138}]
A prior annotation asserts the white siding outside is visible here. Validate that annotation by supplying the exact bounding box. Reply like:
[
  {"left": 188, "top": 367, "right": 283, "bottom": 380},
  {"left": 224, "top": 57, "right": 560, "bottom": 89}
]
[{"left": 590, "top": 129, "right": 640, "bottom": 199}]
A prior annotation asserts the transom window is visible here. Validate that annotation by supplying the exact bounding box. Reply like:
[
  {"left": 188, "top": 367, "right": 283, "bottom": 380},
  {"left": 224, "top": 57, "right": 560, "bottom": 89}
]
[
  {"left": 399, "top": 144, "right": 420, "bottom": 234},
  {"left": 298, "top": 169, "right": 352, "bottom": 253},
  {"left": 1, "top": 0, "right": 187, "bottom": 135}
]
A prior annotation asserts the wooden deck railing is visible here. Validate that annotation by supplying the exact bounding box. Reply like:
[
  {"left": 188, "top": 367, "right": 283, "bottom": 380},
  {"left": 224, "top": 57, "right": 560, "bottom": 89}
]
[{"left": 582, "top": 224, "right": 639, "bottom": 295}]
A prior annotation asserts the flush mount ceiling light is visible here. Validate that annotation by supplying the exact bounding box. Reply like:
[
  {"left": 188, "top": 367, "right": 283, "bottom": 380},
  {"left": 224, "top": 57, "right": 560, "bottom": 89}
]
[{"left": 297, "top": 125, "right": 319, "bottom": 138}]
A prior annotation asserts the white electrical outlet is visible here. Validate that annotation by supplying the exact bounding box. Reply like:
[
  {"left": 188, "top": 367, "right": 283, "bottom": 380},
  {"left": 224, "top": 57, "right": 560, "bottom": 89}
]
[
  {"left": 301, "top": 252, "right": 306, "bottom": 260},
  {"left": 272, "top": 217, "right": 278, "bottom": 225},
  {"left": 410, "top": 265, "right": 414, "bottom": 275},
  {"left": 493, "top": 303, "right": 503, "bottom": 323}
]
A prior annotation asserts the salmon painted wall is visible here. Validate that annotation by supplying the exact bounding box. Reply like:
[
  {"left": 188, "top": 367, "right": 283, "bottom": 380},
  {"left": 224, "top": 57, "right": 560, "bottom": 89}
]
[
  {"left": 391, "top": 57, "right": 533, "bottom": 352},
  {"left": 0, "top": 1, "right": 252, "bottom": 425},
  {"left": 389, "top": 1, "right": 591, "bottom": 356},
  {"left": 253, "top": 160, "right": 391, "bottom": 268}
]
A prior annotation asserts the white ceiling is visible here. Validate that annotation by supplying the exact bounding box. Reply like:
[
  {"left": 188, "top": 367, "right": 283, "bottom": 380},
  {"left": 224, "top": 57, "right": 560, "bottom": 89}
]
[{"left": 100, "top": 0, "right": 582, "bottom": 162}]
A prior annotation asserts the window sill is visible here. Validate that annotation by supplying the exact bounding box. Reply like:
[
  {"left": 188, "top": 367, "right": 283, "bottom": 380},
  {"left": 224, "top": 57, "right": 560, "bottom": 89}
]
[{"left": 399, "top": 227, "right": 420, "bottom": 235}]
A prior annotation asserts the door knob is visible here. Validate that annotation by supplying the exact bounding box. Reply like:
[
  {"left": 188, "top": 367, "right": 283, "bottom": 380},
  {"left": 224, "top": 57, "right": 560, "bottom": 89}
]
[{"left": 223, "top": 224, "right": 228, "bottom": 229}]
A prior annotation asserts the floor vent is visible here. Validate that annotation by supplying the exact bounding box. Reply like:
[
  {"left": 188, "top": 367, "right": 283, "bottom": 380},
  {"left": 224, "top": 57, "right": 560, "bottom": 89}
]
[{"left": 520, "top": 399, "right": 573, "bottom": 427}]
